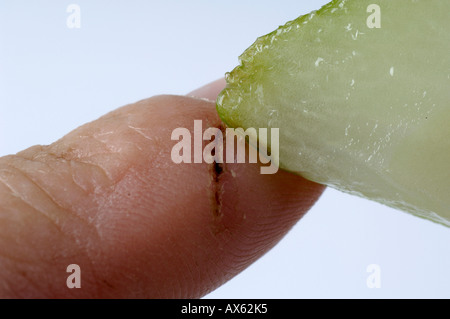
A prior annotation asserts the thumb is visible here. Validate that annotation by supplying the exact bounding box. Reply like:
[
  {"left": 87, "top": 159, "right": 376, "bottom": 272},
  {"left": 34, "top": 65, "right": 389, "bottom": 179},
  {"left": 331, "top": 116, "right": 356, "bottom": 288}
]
[{"left": 0, "top": 82, "right": 324, "bottom": 298}]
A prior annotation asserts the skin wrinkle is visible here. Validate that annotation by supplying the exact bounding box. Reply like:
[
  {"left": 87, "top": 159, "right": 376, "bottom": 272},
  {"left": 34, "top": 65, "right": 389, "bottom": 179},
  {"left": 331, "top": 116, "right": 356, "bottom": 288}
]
[
  {"left": 89, "top": 132, "right": 117, "bottom": 150},
  {"left": 169, "top": 224, "right": 202, "bottom": 288},
  {"left": 61, "top": 128, "right": 137, "bottom": 191},
  {"left": 69, "top": 161, "right": 90, "bottom": 194},
  {"left": 0, "top": 156, "right": 106, "bottom": 298},
  {"left": 17, "top": 267, "right": 50, "bottom": 298},
  {"left": 188, "top": 237, "right": 212, "bottom": 294},
  {"left": 153, "top": 198, "right": 216, "bottom": 297},
  {"left": 196, "top": 236, "right": 227, "bottom": 295},
  {"left": 80, "top": 154, "right": 130, "bottom": 187},
  {"left": 2, "top": 275, "right": 25, "bottom": 298},
  {"left": 0, "top": 241, "right": 38, "bottom": 266},
  {"left": 50, "top": 133, "right": 114, "bottom": 163},
  {"left": 0, "top": 269, "right": 12, "bottom": 295},
  {"left": 225, "top": 236, "right": 273, "bottom": 258},
  {"left": 0, "top": 164, "right": 65, "bottom": 235},
  {"left": 2, "top": 256, "right": 52, "bottom": 298},
  {"left": 15, "top": 146, "right": 109, "bottom": 195},
  {"left": 13, "top": 152, "right": 102, "bottom": 208},
  {"left": 0, "top": 217, "right": 92, "bottom": 297},
  {"left": 0, "top": 172, "right": 19, "bottom": 198},
  {"left": 69, "top": 160, "right": 107, "bottom": 194},
  {"left": 187, "top": 201, "right": 226, "bottom": 292},
  {"left": 90, "top": 132, "right": 142, "bottom": 156},
  {"left": 71, "top": 239, "right": 102, "bottom": 299},
  {"left": 242, "top": 219, "right": 288, "bottom": 247},
  {"left": 6, "top": 159, "right": 103, "bottom": 244},
  {"left": 217, "top": 209, "right": 307, "bottom": 269},
  {"left": 78, "top": 122, "right": 165, "bottom": 189}
]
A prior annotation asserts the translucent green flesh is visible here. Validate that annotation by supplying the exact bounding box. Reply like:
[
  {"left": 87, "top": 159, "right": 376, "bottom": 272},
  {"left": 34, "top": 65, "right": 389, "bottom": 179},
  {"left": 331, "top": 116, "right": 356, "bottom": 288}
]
[{"left": 217, "top": 0, "right": 450, "bottom": 227}]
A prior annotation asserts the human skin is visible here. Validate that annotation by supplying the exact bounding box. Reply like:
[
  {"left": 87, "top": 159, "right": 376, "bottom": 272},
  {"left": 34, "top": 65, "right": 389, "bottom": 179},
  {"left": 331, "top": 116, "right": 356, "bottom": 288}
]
[{"left": 0, "top": 79, "right": 325, "bottom": 298}]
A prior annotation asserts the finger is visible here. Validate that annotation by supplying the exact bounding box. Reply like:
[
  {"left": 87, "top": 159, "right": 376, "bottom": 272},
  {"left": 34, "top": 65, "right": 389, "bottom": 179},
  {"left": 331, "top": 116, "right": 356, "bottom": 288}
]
[{"left": 0, "top": 88, "right": 324, "bottom": 298}]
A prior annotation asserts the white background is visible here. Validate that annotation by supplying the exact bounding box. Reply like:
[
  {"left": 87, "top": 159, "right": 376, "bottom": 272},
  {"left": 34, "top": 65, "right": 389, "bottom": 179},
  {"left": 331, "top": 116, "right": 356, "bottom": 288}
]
[{"left": 0, "top": 0, "right": 449, "bottom": 298}]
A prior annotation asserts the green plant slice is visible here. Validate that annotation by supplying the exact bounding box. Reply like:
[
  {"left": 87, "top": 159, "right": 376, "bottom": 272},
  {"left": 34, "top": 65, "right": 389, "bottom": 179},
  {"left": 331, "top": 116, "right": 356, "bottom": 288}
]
[{"left": 216, "top": 0, "right": 450, "bottom": 227}]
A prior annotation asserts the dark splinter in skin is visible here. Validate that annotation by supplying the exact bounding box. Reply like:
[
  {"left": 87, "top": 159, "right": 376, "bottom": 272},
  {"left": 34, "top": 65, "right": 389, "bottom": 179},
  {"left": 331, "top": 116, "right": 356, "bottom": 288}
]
[{"left": 209, "top": 125, "right": 225, "bottom": 218}]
